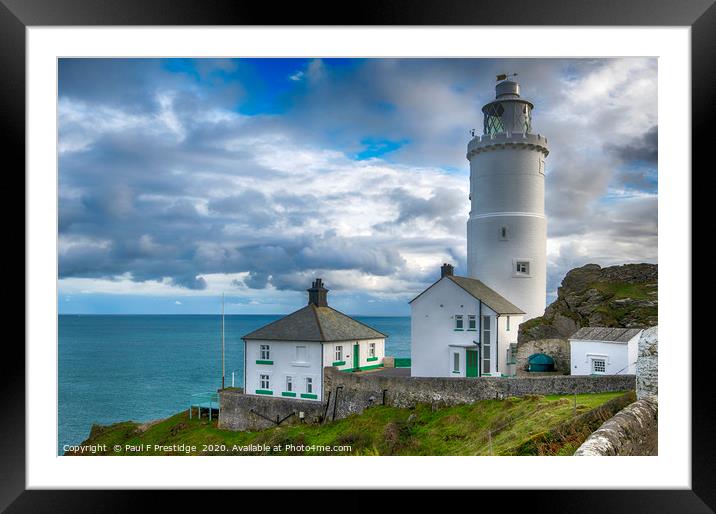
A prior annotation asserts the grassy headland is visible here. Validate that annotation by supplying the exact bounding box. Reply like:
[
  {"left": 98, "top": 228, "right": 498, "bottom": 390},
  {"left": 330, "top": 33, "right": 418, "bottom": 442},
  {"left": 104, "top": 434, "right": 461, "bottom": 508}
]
[{"left": 68, "top": 390, "right": 633, "bottom": 456}]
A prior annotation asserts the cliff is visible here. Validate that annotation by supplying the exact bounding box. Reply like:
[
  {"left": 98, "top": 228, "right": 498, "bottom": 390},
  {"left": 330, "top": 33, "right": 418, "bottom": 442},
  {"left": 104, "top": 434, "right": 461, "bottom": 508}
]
[{"left": 518, "top": 263, "right": 658, "bottom": 343}]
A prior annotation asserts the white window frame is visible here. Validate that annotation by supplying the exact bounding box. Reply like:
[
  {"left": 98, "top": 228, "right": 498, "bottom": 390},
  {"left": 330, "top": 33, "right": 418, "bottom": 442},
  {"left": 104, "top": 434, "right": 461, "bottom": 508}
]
[
  {"left": 369, "top": 342, "right": 376, "bottom": 358},
  {"left": 467, "top": 315, "right": 477, "bottom": 330},
  {"left": 335, "top": 345, "right": 343, "bottom": 362},
  {"left": 259, "top": 373, "right": 270, "bottom": 390},
  {"left": 305, "top": 376, "right": 314, "bottom": 394},
  {"left": 293, "top": 345, "right": 309, "bottom": 366},
  {"left": 260, "top": 344, "right": 270, "bottom": 360},
  {"left": 452, "top": 351, "right": 461, "bottom": 373},
  {"left": 285, "top": 375, "right": 293, "bottom": 392},
  {"left": 481, "top": 315, "right": 492, "bottom": 374},
  {"left": 455, "top": 314, "right": 464, "bottom": 330},
  {"left": 513, "top": 258, "right": 532, "bottom": 277},
  {"left": 591, "top": 358, "right": 607, "bottom": 375}
]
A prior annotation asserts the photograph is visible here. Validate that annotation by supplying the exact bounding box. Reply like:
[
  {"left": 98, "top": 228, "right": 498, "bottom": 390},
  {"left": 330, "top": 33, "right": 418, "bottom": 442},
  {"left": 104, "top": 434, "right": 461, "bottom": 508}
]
[{"left": 57, "top": 56, "right": 659, "bottom": 458}]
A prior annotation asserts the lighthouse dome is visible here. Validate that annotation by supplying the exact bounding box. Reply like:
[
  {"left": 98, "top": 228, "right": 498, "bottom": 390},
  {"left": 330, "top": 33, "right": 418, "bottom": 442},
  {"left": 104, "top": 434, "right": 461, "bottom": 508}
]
[{"left": 496, "top": 80, "right": 520, "bottom": 99}]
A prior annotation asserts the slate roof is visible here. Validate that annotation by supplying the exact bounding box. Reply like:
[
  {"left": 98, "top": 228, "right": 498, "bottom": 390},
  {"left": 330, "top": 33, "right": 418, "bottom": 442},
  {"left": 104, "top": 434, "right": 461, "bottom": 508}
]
[
  {"left": 409, "top": 275, "right": 525, "bottom": 315},
  {"left": 569, "top": 327, "right": 643, "bottom": 342},
  {"left": 242, "top": 304, "right": 387, "bottom": 342}
]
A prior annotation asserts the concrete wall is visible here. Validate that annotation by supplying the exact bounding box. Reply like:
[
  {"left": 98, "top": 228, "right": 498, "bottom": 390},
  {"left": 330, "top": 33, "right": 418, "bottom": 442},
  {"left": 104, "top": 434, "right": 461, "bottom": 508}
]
[
  {"left": 322, "top": 366, "right": 634, "bottom": 421},
  {"left": 574, "top": 398, "right": 658, "bottom": 456},
  {"left": 244, "top": 339, "right": 323, "bottom": 401},
  {"left": 515, "top": 338, "right": 570, "bottom": 375},
  {"left": 636, "top": 326, "right": 658, "bottom": 400},
  {"left": 219, "top": 388, "right": 327, "bottom": 431}
]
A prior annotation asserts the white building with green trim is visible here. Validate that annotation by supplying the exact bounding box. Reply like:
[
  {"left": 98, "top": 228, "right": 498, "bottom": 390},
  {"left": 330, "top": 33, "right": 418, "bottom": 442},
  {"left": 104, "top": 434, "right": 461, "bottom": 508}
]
[
  {"left": 242, "top": 279, "right": 386, "bottom": 401},
  {"left": 410, "top": 264, "right": 524, "bottom": 378}
]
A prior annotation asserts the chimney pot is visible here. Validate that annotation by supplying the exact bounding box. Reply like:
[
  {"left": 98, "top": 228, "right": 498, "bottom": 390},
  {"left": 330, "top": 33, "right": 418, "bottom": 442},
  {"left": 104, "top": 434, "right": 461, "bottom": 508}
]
[
  {"left": 307, "top": 278, "right": 329, "bottom": 307},
  {"left": 441, "top": 263, "right": 455, "bottom": 278}
]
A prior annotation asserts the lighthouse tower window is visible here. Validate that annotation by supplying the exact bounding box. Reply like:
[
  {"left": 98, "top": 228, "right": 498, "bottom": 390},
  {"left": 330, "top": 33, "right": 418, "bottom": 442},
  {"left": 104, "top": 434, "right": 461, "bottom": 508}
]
[
  {"left": 516, "top": 261, "right": 530, "bottom": 274},
  {"left": 500, "top": 226, "right": 509, "bottom": 240}
]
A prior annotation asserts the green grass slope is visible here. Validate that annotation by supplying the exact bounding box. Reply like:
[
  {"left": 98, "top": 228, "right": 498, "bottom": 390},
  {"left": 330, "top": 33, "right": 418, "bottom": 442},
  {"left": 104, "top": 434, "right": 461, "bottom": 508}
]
[{"left": 68, "top": 391, "right": 633, "bottom": 456}]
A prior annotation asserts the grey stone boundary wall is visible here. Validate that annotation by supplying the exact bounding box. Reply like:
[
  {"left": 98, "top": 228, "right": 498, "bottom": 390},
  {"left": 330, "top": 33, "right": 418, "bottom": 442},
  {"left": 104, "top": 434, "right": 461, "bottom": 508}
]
[
  {"left": 219, "top": 388, "right": 326, "bottom": 431},
  {"left": 636, "top": 326, "right": 658, "bottom": 400},
  {"left": 323, "top": 367, "right": 635, "bottom": 422},
  {"left": 574, "top": 397, "right": 658, "bottom": 456}
]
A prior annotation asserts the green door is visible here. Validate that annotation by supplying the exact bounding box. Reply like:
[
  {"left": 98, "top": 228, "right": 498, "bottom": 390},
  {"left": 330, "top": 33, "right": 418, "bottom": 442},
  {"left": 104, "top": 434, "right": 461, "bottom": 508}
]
[
  {"left": 353, "top": 343, "right": 360, "bottom": 371},
  {"left": 466, "top": 349, "right": 479, "bottom": 378}
]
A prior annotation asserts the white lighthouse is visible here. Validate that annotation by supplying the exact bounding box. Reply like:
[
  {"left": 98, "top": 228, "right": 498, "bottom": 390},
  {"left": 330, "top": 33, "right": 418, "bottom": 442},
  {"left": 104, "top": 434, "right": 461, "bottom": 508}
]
[{"left": 466, "top": 78, "right": 549, "bottom": 321}]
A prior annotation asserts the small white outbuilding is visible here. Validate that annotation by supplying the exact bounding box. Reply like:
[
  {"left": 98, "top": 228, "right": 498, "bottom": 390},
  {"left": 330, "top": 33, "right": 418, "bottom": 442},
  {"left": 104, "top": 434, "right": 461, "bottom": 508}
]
[{"left": 569, "top": 327, "right": 643, "bottom": 376}]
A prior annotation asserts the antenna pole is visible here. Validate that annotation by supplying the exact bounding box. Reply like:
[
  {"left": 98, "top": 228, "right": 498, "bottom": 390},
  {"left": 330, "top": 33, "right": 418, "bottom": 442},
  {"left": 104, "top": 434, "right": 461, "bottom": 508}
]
[{"left": 221, "top": 293, "right": 225, "bottom": 390}]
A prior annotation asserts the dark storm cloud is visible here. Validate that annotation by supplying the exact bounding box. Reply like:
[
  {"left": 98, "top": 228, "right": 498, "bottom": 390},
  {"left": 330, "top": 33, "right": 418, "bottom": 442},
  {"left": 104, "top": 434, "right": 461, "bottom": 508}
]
[{"left": 605, "top": 126, "right": 658, "bottom": 165}]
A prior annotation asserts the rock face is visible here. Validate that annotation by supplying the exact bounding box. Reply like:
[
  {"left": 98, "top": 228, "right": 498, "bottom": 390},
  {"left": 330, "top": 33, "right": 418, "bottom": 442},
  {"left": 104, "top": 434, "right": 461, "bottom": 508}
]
[
  {"left": 515, "top": 338, "right": 571, "bottom": 375},
  {"left": 519, "top": 263, "right": 658, "bottom": 343}
]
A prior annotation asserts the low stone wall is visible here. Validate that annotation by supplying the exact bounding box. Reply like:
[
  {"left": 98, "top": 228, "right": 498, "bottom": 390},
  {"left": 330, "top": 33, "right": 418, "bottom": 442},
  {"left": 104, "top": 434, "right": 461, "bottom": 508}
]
[
  {"left": 219, "top": 389, "right": 326, "bottom": 431},
  {"left": 636, "top": 326, "right": 658, "bottom": 400},
  {"left": 574, "top": 397, "right": 658, "bottom": 456},
  {"left": 322, "top": 367, "right": 635, "bottom": 421},
  {"left": 515, "top": 338, "right": 570, "bottom": 375}
]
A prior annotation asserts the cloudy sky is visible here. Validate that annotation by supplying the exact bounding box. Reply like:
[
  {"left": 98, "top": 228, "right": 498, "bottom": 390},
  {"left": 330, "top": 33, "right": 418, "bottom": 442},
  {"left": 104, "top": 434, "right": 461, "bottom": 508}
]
[{"left": 58, "top": 58, "right": 657, "bottom": 315}]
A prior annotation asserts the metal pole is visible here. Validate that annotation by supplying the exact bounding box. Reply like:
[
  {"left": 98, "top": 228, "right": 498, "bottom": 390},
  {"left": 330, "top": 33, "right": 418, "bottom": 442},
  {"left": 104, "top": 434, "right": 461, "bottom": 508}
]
[
  {"left": 573, "top": 393, "right": 577, "bottom": 417},
  {"left": 221, "top": 293, "right": 225, "bottom": 390}
]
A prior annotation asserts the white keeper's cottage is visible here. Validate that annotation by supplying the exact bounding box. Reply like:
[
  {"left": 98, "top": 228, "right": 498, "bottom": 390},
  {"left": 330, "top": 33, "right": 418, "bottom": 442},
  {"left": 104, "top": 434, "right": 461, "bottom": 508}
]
[
  {"left": 569, "top": 327, "right": 643, "bottom": 376},
  {"left": 410, "top": 264, "right": 524, "bottom": 378},
  {"left": 242, "top": 279, "right": 386, "bottom": 401}
]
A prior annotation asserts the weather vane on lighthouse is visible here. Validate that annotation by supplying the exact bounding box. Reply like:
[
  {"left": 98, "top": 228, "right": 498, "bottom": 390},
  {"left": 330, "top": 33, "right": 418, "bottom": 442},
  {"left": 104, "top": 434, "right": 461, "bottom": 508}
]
[{"left": 496, "top": 72, "right": 518, "bottom": 82}]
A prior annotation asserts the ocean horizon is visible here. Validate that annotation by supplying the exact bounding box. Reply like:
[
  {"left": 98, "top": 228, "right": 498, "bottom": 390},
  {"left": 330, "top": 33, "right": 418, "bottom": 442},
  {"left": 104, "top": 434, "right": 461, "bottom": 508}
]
[{"left": 58, "top": 314, "right": 411, "bottom": 454}]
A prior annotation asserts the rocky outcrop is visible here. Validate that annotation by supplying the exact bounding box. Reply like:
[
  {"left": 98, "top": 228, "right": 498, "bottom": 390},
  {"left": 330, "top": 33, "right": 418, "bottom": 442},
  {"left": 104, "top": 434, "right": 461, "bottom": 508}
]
[
  {"left": 574, "top": 397, "right": 658, "bottom": 456},
  {"left": 519, "top": 263, "right": 658, "bottom": 343}
]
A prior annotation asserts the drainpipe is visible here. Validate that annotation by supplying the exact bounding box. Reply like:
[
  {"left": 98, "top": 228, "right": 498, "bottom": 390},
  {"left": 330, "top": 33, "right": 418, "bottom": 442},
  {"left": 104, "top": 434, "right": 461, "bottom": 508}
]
[{"left": 496, "top": 314, "right": 500, "bottom": 374}]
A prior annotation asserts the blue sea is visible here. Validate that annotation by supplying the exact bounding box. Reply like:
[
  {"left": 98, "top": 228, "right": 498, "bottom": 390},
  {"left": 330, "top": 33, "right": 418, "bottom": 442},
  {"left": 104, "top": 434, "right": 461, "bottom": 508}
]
[{"left": 58, "top": 314, "right": 410, "bottom": 454}]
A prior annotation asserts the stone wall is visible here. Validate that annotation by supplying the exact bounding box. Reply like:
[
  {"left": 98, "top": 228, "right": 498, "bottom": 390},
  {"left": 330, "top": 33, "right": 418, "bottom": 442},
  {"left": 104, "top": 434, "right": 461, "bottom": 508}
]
[
  {"left": 574, "top": 397, "right": 658, "bottom": 456},
  {"left": 322, "top": 367, "right": 635, "bottom": 421},
  {"left": 218, "top": 369, "right": 635, "bottom": 431},
  {"left": 636, "top": 326, "right": 658, "bottom": 400},
  {"left": 218, "top": 389, "right": 326, "bottom": 431},
  {"left": 515, "top": 338, "right": 570, "bottom": 375}
]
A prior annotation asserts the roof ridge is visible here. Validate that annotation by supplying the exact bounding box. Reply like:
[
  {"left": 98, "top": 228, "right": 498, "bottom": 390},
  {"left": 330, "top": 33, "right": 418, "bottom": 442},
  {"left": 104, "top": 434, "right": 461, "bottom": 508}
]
[{"left": 310, "top": 304, "right": 327, "bottom": 341}]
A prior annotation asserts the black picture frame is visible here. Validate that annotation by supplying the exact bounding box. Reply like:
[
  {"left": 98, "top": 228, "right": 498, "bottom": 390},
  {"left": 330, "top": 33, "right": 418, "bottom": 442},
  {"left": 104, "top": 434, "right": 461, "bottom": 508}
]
[{"left": 3, "top": 0, "right": 709, "bottom": 510}]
